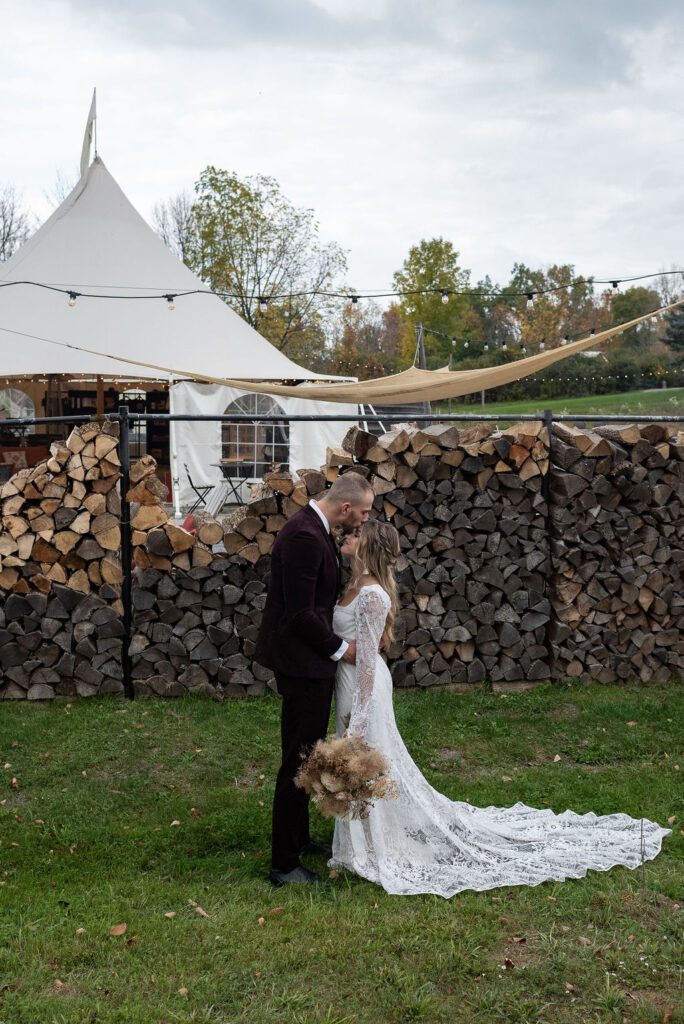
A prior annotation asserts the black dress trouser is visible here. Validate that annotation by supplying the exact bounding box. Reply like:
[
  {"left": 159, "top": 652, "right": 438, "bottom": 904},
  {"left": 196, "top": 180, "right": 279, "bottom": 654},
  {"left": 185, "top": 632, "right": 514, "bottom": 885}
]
[{"left": 271, "top": 673, "right": 334, "bottom": 872}]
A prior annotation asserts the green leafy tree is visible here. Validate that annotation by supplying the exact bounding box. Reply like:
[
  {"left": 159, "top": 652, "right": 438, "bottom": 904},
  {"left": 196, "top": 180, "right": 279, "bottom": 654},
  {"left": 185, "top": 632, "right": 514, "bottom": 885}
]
[
  {"left": 392, "top": 238, "right": 475, "bottom": 367},
  {"left": 164, "top": 168, "right": 347, "bottom": 365},
  {"left": 611, "top": 286, "right": 663, "bottom": 350},
  {"left": 663, "top": 304, "right": 684, "bottom": 353}
]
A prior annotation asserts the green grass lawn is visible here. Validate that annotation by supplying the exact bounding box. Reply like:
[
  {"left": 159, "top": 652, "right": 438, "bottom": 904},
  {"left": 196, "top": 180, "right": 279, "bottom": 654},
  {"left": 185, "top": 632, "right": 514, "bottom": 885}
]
[
  {"left": 0, "top": 684, "right": 681, "bottom": 1024},
  {"left": 436, "top": 386, "right": 684, "bottom": 421}
]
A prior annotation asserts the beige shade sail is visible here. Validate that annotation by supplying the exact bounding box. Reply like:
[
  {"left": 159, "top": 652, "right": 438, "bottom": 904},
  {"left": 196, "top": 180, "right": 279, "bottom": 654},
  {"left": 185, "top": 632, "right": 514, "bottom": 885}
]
[{"left": 15, "top": 295, "right": 681, "bottom": 405}]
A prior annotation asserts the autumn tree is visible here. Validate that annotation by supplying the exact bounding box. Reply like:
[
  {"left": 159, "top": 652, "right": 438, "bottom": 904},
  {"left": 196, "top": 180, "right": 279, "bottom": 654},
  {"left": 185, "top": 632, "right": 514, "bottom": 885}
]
[
  {"left": 0, "top": 185, "right": 32, "bottom": 262},
  {"left": 502, "top": 263, "right": 607, "bottom": 353},
  {"left": 171, "top": 168, "right": 347, "bottom": 366}
]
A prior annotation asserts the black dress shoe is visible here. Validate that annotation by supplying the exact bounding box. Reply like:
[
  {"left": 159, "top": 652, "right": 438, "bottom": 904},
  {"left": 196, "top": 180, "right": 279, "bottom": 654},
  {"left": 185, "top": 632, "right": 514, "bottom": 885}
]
[
  {"left": 269, "top": 865, "right": 327, "bottom": 888},
  {"left": 302, "top": 839, "right": 333, "bottom": 858}
]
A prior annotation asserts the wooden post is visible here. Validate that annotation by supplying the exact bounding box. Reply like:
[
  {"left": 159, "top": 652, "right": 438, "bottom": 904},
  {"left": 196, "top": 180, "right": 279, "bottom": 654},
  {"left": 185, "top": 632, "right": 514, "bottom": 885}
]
[
  {"left": 414, "top": 322, "right": 431, "bottom": 422},
  {"left": 96, "top": 375, "right": 104, "bottom": 416}
]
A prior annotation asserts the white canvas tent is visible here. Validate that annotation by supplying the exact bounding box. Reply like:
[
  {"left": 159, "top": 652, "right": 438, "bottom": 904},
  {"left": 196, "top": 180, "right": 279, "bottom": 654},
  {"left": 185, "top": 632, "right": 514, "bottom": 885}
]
[{"left": 0, "top": 155, "right": 357, "bottom": 513}]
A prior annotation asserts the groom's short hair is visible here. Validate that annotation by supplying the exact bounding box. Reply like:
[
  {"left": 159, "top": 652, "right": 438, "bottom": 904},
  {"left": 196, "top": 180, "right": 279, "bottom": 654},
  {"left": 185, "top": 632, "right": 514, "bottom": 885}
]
[{"left": 327, "top": 471, "right": 374, "bottom": 505}]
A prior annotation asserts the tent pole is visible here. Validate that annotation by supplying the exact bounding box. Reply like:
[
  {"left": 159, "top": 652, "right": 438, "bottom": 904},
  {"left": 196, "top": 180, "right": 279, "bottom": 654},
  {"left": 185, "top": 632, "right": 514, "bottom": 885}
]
[{"left": 167, "top": 379, "right": 183, "bottom": 520}]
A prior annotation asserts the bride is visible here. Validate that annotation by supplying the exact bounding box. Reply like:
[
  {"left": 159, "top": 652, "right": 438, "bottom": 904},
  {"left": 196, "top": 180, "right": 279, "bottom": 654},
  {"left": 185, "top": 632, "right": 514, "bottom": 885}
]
[{"left": 330, "top": 520, "right": 671, "bottom": 897}]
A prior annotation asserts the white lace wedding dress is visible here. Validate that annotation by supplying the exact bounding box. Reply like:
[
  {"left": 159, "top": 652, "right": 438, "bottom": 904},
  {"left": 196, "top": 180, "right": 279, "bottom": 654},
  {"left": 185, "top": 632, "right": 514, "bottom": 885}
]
[{"left": 330, "top": 584, "right": 671, "bottom": 898}]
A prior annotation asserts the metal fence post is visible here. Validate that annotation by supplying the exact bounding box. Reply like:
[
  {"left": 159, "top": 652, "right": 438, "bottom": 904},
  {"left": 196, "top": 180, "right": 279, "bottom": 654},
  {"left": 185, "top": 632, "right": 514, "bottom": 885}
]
[
  {"left": 542, "top": 409, "right": 555, "bottom": 681},
  {"left": 118, "top": 404, "right": 134, "bottom": 700}
]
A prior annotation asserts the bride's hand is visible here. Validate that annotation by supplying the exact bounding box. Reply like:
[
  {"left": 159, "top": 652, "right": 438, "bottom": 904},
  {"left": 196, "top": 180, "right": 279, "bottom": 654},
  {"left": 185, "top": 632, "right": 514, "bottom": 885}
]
[{"left": 341, "top": 640, "right": 357, "bottom": 664}]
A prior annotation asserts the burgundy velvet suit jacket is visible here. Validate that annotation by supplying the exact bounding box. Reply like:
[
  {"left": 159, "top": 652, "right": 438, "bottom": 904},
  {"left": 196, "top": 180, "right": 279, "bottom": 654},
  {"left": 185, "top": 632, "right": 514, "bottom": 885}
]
[{"left": 255, "top": 504, "right": 343, "bottom": 680}]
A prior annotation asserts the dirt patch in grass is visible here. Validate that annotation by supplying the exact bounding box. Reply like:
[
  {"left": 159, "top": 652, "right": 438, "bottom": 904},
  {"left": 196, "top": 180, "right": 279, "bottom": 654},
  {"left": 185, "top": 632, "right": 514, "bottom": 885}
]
[{"left": 547, "top": 703, "right": 581, "bottom": 720}]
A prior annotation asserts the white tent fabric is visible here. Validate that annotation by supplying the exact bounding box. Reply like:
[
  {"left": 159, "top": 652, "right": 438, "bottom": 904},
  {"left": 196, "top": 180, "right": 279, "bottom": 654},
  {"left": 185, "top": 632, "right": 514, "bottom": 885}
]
[
  {"left": 0, "top": 156, "right": 330, "bottom": 381},
  {"left": 0, "top": 156, "right": 358, "bottom": 510},
  {"left": 171, "top": 382, "right": 357, "bottom": 509}
]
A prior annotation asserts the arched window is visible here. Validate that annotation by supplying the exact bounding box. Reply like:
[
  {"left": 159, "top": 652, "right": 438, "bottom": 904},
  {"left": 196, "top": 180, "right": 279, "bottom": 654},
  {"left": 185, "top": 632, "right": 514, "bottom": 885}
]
[
  {"left": 0, "top": 388, "right": 35, "bottom": 436},
  {"left": 221, "top": 394, "right": 289, "bottom": 479}
]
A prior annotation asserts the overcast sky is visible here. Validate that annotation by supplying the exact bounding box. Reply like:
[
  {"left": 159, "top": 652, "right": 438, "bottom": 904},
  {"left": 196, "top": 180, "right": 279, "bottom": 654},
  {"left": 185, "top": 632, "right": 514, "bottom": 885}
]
[{"left": 2, "top": 0, "right": 683, "bottom": 295}]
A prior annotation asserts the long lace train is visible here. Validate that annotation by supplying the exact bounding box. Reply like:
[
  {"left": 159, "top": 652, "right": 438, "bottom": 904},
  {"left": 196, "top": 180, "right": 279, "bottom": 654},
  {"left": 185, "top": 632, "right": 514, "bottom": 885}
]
[{"left": 330, "top": 585, "right": 670, "bottom": 898}]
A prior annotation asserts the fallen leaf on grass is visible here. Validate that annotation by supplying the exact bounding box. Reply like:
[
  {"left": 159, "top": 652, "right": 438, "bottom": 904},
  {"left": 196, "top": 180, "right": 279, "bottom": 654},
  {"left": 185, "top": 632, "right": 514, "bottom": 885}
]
[
  {"left": 268, "top": 907, "right": 285, "bottom": 917},
  {"left": 561, "top": 925, "right": 571, "bottom": 932},
  {"left": 329, "top": 870, "right": 339, "bottom": 879},
  {"left": 565, "top": 982, "right": 575, "bottom": 992},
  {"left": 165, "top": 912, "right": 176, "bottom": 919},
  {"left": 178, "top": 987, "right": 189, "bottom": 995},
  {"left": 668, "top": 816, "right": 676, "bottom": 825},
  {"left": 109, "top": 923, "right": 127, "bottom": 936},
  {"left": 499, "top": 916, "right": 509, "bottom": 924},
  {"left": 75, "top": 928, "right": 85, "bottom": 935},
  {"left": 511, "top": 936, "right": 526, "bottom": 943},
  {"left": 11, "top": 778, "right": 18, "bottom": 788},
  {"left": 195, "top": 907, "right": 209, "bottom": 918},
  {"left": 502, "top": 776, "right": 512, "bottom": 782},
  {"left": 55, "top": 979, "right": 64, "bottom": 988},
  {"left": 578, "top": 936, "right": 591, "bottom": 945},
  {"left": 187, "top": 899, "right": 197, "bottom": 907},
  {"left": 170, "top": 820, "right": 180, "bottom": 827},
  {"left": 258, "top": 917, "right": 266, "bottom": 926},
  {"left": 626, "top": 721, "right": 638, "bottom": 727},
  {"left": 504, "top": 958, "right": 514, "bottom": 969},
  {"left": 663, "top": 1006, "right": 675, "bottom": 1023},
  {"left": 547, "top": 896, "right": 557, "bottom": 902},
  {"left": 166, "top": 710, "right": 193, "bottom": 719},
  {"left": 190, "top": 808, "right": 201, "bottom": 818},
  {"left": 553, "top": 755, "right": 561, "bottom": 763}
]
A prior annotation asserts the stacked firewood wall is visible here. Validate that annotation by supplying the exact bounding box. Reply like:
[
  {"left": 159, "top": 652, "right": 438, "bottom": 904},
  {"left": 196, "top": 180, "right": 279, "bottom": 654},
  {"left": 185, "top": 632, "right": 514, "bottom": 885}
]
[
  {"left": 548, "top": 422, "right": 684, "bottom": 684},
  {"left": 334, "top": 421, "right": 553, "bottom": 686},
  {"left": 0, "top": 422, "right": 125, "bottom": 698},
  {"left": 1, "top": 417, "right": 682, "bottom": 701}
]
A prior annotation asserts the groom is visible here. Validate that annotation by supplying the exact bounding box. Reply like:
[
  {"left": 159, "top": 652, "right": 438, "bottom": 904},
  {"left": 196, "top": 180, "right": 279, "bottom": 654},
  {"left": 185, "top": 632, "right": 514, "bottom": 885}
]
[{"left": 255, "top": 472, "right": 375, "bottom": 887}]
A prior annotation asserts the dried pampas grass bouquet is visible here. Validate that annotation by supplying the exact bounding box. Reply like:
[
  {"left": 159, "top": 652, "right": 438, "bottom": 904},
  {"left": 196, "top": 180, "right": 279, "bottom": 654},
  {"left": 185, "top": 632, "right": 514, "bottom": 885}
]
[{"left": 295, "top": 734, "right": 398, "bottom": 820}]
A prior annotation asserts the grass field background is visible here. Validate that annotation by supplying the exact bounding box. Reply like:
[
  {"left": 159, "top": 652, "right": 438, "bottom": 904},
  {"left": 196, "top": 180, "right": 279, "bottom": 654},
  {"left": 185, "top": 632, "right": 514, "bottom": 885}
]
[
  {"left": 0, "top": 683, "right": 681, "bottom": 1023},
  {"left": 435, "top": 386, "right": 684, "bottom": 421}
]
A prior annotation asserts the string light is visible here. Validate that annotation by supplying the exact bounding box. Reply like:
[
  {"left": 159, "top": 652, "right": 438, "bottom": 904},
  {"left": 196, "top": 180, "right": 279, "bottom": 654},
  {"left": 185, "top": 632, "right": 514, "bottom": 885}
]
[
  {"left": 259, "top": 296, "right": 268, "bottom": 312},
  {"left": 612, "top": 281, "right": 620, "bottom": 294},
  {"left": 164, "top": 294, "right": 175, "bottom": 311},
  {"left": 526, "top": 293, "right": 535, "bottom": 309},
  {"left": 350, "top": 295, "right": 359, "bottom": 304},
  {"left": 67, "top": 291, "right": 78, "bottom": 307},
  {"left": 1, "top": 267, "right": 682, "bottom": 305}
]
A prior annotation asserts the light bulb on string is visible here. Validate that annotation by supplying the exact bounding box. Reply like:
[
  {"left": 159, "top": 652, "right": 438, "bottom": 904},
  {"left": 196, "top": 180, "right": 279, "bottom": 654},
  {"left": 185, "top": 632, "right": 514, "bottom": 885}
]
[
  {"left": 502, "top": 342, "right": 507, "bottom": 351},
  {"left": 521, "top": 346, "right": 526, "bottom": 354},
  {"left": 440, "top": 290, "right": 449, "bottom": 304},
  {"left": 590, "top": 328, "right": 596, "bottom": 336},
  {"left": 464, "top": 340, "right": 469, "bottom": 348},
  {"left": 526, "top": 292, "right": 534, "bottom": 310},
  {"left": 611, "top": 281, "right": 619, "bottom": 294},
  {"left": 67, "top": 291, "right": 78, "bottom": 307},
  {"left": 259, "top": 296, "right": 268, "bottom": 312},
  {"left": 539, "top": 339, "right": 545, "bottom": 349},
  {"left": 350, "top": 295, "right": 359, "bottom": 305},
  {"left": 562, "top": 335, "right": 569, "bottom": 345},
  {"left": 484, "top": 343, "right": 489, "bottom": 351},
  {"left": 164, "top": 294, "right": 175, "bottom": 311}
]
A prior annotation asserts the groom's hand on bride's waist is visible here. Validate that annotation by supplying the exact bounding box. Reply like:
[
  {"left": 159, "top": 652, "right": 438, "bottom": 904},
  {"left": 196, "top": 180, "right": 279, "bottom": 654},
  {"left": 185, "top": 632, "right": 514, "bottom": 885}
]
[{"left": 341, "top": 641, "right": 357, "bottom": 664}]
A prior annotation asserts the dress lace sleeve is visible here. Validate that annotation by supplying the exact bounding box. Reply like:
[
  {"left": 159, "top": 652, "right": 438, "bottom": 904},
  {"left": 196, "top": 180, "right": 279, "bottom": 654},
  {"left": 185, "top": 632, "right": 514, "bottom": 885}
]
[{"left": 348, "top": 586, "right": 389, "bottom": 738}]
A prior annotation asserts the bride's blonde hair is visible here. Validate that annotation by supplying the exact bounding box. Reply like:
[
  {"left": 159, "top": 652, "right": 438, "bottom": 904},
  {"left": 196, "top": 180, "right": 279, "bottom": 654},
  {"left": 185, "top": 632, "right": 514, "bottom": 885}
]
[{"left": 354, "top": 520, "right": 401, "bottom": 645}]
